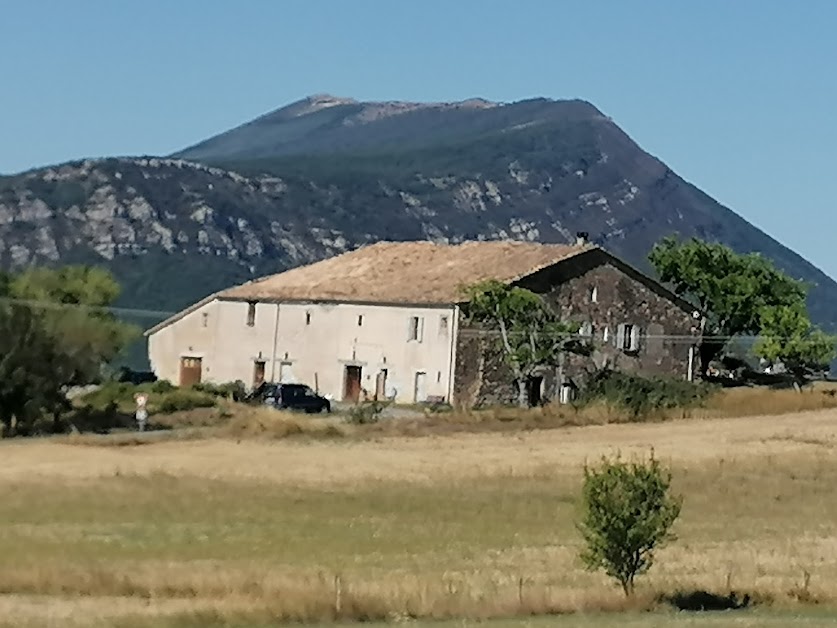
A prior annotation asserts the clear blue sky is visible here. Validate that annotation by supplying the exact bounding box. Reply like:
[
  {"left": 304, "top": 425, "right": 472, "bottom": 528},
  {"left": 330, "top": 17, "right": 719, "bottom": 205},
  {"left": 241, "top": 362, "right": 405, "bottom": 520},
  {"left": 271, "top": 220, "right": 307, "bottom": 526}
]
[{"left": 2, "top": 0, "right": 836, "bottom": 278}]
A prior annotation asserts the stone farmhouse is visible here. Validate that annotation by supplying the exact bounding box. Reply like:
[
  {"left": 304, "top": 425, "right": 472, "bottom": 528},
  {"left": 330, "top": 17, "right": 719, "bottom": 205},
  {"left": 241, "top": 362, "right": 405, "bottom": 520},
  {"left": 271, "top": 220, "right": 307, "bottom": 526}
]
[{"left": 145, "top": 236, "right": 701, "bottom": 407}]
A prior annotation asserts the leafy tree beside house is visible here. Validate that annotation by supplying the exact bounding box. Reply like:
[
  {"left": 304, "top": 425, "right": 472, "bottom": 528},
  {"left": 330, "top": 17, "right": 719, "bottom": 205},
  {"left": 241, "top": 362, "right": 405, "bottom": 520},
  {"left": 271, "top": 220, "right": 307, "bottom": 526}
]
[
  {"left": 462, "top": 279, "right": 590, "bottom": 407},
  {"left": 648, "top": 237, "right": 813, "bottom": 378},
  {"left": 9, "top": 266, "right": 137, "bottom": 386},
  {"left": 754, "top": 302, "right": 836, "bottom": 387},
  {"left": 0, "top": 266, "right": 137, "bottom": 435}
]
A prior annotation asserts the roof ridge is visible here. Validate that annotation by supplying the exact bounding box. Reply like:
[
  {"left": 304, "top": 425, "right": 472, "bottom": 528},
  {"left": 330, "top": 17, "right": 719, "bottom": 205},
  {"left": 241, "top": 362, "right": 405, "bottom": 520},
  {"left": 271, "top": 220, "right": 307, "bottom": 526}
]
[{"left": 504, "top": 243, "right": 597, "bottom": 285}]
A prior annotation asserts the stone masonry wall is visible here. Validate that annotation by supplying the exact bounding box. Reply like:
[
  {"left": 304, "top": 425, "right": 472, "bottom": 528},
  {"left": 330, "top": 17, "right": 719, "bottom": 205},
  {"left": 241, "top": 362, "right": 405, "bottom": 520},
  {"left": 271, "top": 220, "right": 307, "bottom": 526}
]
[{"left": 452, "top": 249, "right": 699, "bottom": 408}]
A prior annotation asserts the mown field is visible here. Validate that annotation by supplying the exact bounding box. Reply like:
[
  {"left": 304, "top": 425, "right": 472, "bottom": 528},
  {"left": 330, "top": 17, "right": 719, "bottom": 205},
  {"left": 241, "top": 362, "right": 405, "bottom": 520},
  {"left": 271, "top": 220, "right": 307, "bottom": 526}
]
[{"left": 3, "top": 400, "right": 837, "bottom": 627}]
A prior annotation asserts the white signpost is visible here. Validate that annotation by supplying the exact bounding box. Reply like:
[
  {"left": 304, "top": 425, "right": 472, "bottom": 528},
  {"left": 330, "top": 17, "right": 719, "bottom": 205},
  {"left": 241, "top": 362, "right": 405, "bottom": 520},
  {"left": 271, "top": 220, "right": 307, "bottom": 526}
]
[{"left": 134, "top": 393, "right": 148, "bottom": 432}]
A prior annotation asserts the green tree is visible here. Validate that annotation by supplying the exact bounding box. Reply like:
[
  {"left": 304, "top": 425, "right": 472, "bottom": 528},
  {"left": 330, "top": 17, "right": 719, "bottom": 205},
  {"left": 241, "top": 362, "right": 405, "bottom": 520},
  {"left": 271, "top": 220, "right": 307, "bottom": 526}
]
[
  {"left": 754, "top": 303, "right": 836, "bottom": 387},
  {"left": 0, "top": 304, "right": 64, "bottom": 434},
  {"left": 578, "top": 453, "right": 682, "bottom": 596},
  {"left": 0, "top": 266, "right": 138, "bottom": 435},
  {"left": 9, "top": 266, "right": 138, "bottom": 385},
  {"left": 462, "top": 279, "right": 589, "bottom": 407},
  {"left": 648, "top": 237, "right": 807, "bottom": 377}
]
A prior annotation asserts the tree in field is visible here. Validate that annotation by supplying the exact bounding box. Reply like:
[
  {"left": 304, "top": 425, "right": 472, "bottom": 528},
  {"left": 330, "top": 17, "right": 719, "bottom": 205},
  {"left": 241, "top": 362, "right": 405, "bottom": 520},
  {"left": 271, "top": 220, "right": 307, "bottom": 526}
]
[
  {"left": 578, "top": 453, "right": 682, "bottom": 596},
  {"left": 754, "top": 303, "right": 837, "bottom": 388},
  {"left": 462, "top": 280, "right": 590, "bottom": 407},
  {"left": 9, "top": 266, "right": 138, "bottom": 386},
  {"left": 648, "top": 237, "right": 807, "bottom": 377},
  {"left": 0, "top": 304, "right": 65, "bottom": 434},
  {"left": 0, "top": 266, "right": 137, "bottom": 435}
]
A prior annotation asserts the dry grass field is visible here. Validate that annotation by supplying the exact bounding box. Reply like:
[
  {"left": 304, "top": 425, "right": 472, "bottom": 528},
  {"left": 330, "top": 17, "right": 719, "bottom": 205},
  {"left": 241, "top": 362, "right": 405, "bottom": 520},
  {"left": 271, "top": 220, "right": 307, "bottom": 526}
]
[{"left": 3, "top": 393, "right": 837, "bottom": 627}]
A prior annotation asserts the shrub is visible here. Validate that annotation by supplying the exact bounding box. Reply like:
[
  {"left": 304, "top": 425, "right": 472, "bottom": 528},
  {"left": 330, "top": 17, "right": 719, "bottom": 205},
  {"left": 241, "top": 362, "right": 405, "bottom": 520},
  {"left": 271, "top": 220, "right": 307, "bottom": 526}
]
[
  {"left": 80, "top": 381, "right": 217, "bottom": 417},
  {"left": 154, "top": 390, "right": 216, "bottom": 414},
  {"left": 346, "top": 401, "right": 387, "bottom": 425},
  {"left": 150, "top": 380, "right": 176, "bottom": 394},
  {"left": 80, "top": 382, "right": 136, "bottom": 411},
  {"left": 578, "top": 452, "right": 682, "bottom": 596},
  {"left": 69, "top": 401, "right": 127, "bottom": 433},
  {"left": 576, "top": 369, "right": 714, "bottom": 419},
  {"left": 193, "top": 380, "right": 246, "bottom": 402}
]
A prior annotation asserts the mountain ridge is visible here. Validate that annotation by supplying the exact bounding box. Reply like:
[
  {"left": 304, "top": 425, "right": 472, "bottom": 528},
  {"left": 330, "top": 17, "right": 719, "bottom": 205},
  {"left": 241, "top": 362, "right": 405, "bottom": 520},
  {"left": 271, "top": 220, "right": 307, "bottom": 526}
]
[
  {"left": 173, "top": 95, "right": 605, "bottom": 163},
  {"left": 0, "top": 95, "right": 834, "bottom": 356}
]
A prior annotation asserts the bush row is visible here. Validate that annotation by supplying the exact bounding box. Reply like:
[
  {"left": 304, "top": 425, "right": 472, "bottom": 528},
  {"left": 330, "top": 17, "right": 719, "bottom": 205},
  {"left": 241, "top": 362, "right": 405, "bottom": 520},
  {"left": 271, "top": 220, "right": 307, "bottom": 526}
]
[{"left": 574, "top": 369, "right": 715, "bottom": 419}]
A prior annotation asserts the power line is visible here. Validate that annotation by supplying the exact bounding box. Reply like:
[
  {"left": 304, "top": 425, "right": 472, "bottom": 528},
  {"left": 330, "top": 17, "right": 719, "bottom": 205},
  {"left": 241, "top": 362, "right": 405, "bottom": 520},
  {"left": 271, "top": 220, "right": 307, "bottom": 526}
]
[
  {"left": 0, "top": 296, "right": 175, "bottom": 319},
  {"left": 458, "top": 329, "right": 811, "bottom": 342},
  {"left": 0, "top": 296, "right": 825, "bottom": 343}
]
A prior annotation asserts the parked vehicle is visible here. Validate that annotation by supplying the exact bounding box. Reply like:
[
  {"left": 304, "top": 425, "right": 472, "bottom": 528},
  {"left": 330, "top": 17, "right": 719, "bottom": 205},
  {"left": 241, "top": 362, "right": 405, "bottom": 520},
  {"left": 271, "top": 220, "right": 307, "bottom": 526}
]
[{"left": 249, "top": 382, "right": 331, "bottom": 414}]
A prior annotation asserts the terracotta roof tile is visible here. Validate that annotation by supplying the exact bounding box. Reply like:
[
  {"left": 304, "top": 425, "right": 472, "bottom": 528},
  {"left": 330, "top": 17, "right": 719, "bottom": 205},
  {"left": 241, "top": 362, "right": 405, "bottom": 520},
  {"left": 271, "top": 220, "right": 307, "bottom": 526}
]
[{"left": 220, "top": 240, "right": 593, "bottom": 305}]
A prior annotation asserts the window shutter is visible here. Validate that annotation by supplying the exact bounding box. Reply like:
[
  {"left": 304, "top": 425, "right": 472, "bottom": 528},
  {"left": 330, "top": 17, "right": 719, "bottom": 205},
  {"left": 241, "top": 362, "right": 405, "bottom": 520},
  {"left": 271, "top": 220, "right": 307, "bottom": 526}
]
[
  {"left": 418, "top": 317, "right": 425, "bottom": 342},
  {"left": 630, "top": 326, "right": 641, "bottom": 351},
  {"left": 616, "top": 324, "right": 626, "bottom": 350}
]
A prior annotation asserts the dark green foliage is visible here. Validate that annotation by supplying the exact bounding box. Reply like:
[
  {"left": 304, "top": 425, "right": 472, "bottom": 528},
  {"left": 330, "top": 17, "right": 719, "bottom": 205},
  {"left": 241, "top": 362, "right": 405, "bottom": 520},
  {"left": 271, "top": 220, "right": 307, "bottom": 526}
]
[
  {"left": 0, "top": 304, "right": 66, "bottom": 435},
  {"left": 155, "top": 389, "right": 217, "bottom": 414},
  {"left": 80, "top": 381, "right": 217, "bottom": 416},
  {"left": 108, "top": 365, "right": 157, "bottom": 385},
  {"left": 754, "top": 303, "right": 837, "bottom": 385},
  {"left": 193, "top": 381, "right": 247, "bottom": 402},
  {"left": 0, "top": 266, "right": 136, "bottom": 436},
  {"left": 576, "top": 369, "right": 714, "bottom": 419},
  {"left": 9, "top": 265, "right": 139, "bottom": 385},
  {"left": 26, "top": 179, "right": 88, "bottom": 208},
  {"left": 578, "top": 453, "right": 682, "bottom": 595},
  {"left": 648, "top": 237, "right": 810, "bottom": 376},
  {"left": 68, "top": 401, "right": 128, "bottom": 434},
  {"left": 150, "top": 380, "right": 176, "bottom": 394},
  {"left": 79, "top": 382, "right": 139, "bottom": 411}
]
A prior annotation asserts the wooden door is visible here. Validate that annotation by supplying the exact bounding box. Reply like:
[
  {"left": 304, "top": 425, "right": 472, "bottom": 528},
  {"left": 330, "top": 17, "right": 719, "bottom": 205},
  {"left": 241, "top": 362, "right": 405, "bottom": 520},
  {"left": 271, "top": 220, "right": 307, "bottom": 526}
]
[
  {"left": 414, "top": 371, "right": 427, "bottom": 403},
  {"left": 253, "top": 361, "right": 266, "bottom": 388},
  {"left": 343, "top": 365, "right": 362, "bottom": 402},
  {"left": 179, "top": 357, "right": 202, "bottom": 387}
]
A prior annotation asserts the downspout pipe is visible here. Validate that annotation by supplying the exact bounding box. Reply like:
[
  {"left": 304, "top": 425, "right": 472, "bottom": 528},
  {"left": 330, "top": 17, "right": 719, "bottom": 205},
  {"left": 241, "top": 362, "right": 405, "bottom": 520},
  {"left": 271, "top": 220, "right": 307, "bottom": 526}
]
[
  {"left": 269, "top": 303, "right": 280, "bottom": 382},
  {"left": 447, "top": 304, "right": 460, "bottom": 405}
]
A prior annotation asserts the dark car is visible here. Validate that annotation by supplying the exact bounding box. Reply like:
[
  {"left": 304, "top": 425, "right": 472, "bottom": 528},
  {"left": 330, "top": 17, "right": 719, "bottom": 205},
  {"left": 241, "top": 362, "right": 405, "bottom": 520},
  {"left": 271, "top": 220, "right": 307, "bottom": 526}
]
[{"left": 249, "top": 382, "right": 331, "bottom": 414}]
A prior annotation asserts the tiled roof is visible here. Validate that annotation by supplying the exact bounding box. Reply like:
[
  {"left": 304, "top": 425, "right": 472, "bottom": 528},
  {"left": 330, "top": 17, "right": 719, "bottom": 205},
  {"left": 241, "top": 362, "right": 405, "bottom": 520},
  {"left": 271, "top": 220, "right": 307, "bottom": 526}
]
[{"left": 220, "top": 240, "right": 592, "bottom": 304}]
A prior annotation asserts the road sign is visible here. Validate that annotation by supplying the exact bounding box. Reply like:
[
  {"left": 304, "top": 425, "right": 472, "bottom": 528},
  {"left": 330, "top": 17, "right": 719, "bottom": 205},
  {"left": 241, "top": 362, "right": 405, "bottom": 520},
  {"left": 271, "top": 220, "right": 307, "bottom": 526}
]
[{"left": 135, "top": 393, "right": 148, "bottom": 432}]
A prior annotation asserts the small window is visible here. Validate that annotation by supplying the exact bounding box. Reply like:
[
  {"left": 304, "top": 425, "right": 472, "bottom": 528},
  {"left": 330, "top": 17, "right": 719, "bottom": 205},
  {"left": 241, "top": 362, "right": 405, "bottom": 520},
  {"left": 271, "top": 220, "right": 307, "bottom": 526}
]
[
  {"left": 201, "top": 312, "right": 209, "bottom": 328},
  {"left": 408, "top": 316, "right": 424, "bottom": 342},
  {"left": 305, "top": 311, "right": 311, "bottom": 325},
  {"left": 246, "top": 301, "right": 256, "bottom": 327},
  {"left": 358, "top": 315, "right": 363, "bottom": 326},
  {"left": 617, "top": 323, "right": 640, "bottom": 353},
  {"left": 437, "top": 371, "right": 442, "bottom": 383},
  {"left": 439, "top": 315, "right": 449, "bottom": 336},
  {"left": 602, "top": 326, "right": 610, "bottom": 342},
  {"left": 590, "top": 286, "right": 598, "bottom": 303}
]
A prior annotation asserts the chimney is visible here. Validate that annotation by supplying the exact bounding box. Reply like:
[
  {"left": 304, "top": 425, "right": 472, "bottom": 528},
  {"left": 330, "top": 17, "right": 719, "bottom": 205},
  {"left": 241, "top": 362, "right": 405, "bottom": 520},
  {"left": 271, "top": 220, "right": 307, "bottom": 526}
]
[{"left": 575, "top": 231, "right": 589, "bottom": 246}]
